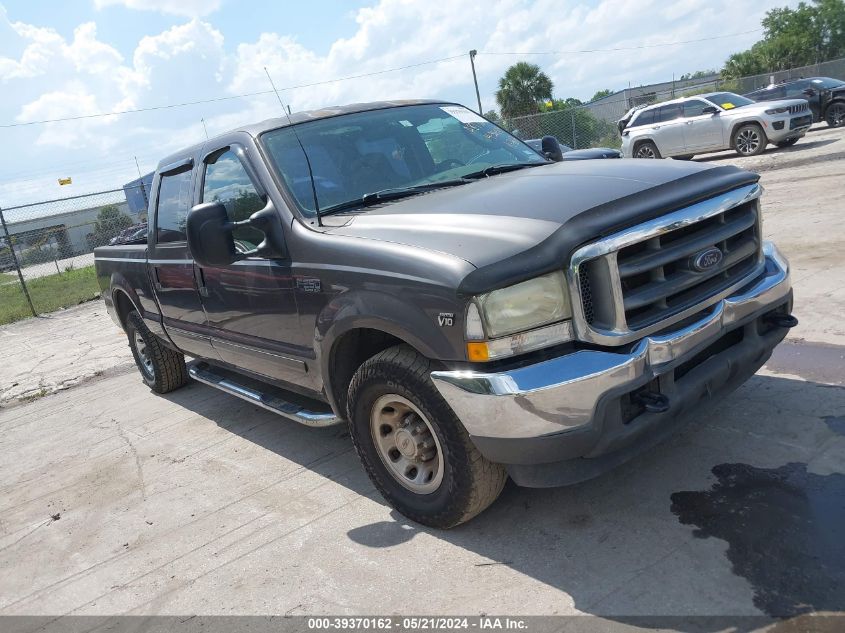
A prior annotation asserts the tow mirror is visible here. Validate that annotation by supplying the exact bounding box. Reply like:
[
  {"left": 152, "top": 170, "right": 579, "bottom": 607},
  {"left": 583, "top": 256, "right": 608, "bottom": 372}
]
[
  {"left": 187, "top": 200, "right": 287, "bottom": 267},
  {"left": 187, "top": 202, "right": 238, "bottom": 267},
  {"left": 541, "top": 135, "right": 564, "bottom": 162},
  {"left": 702, "top": 106, "right": 720, "bottom": 115}
]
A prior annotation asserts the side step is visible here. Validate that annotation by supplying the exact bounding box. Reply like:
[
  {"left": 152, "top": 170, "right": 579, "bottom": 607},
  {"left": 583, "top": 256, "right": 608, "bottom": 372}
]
[{"left": 188, "top": 362, "right": 341, "bottom": 428}]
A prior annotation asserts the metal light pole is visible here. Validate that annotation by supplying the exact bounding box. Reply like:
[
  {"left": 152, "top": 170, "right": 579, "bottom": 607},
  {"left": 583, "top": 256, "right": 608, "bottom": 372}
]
[{"left": 469, "top": 50, "right": 483, "bottom": 115}]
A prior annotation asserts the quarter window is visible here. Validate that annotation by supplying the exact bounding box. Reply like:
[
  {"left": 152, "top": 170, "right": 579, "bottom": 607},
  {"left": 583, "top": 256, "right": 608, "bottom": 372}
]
[
  {"left": 156, "top": 169, "right": 192, "bottom": 243},
  {"left": 631, "top": 108, "right": 656, "bottom": 127},
  {"left": 202, "top": 149, "right": 265, "bottom": 251}
]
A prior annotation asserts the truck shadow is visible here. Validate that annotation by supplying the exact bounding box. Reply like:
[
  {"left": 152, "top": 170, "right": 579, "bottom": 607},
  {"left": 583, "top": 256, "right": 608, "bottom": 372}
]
[{"left": 162, "top": 362, "right": 845, "bottom": 629}]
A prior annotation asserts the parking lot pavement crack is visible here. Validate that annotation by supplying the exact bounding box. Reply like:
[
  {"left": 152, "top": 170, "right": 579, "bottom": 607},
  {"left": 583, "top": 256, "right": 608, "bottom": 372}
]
[{"left": 114, "top": 417, "right": 147, "bottom": 502}]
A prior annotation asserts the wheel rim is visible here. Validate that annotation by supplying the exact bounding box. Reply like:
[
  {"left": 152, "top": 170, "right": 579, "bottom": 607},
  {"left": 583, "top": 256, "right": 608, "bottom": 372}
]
[
  {"left": 133, "top": 331, "right": 155, "bottom": 378},
  {"left": 736, "top": 128, "right": 760, "bottom": 155},
  {"left": 636, "top": 145, "right": 656, "bottom": 158},
  {"left": 829, "top": 104, "right": 845, "bottom": 127},
  {"left": 369, "top": 394, "right": 444, "bottom": 494}
]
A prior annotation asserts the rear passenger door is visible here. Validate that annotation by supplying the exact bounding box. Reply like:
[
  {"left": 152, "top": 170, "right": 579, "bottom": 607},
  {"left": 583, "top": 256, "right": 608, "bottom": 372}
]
[
  {"left": 682, "top": 99, "right": 724, "bottom": 151},
  {"left": 194, "top": 144, "right": 314, "bottom": 390},
  {"left": 148, "top": 159, "right": 219, "bottom": 360},
  {"left": 651, "top": 104, "right": 685, "bottom": 155}
]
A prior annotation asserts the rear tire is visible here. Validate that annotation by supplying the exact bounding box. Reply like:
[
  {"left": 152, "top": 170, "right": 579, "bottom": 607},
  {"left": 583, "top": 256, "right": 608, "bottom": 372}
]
[
  {"left": 733, "top": 123, "right": 767, "bottom": 156},
  {"left": 775, "top": 137, "right": 799, "bottom": 148},
  {"left": 825, "top": 102, "right": 845, "bottom": 128},
  {"left": 634, "top": 141, "right": 661, "bottom": 159},
  {"left": 347, "top": 345, "right": 507, "bottom": 529},
  {"left": 126, "top": 311, "right": 188, "bottom": 393}
]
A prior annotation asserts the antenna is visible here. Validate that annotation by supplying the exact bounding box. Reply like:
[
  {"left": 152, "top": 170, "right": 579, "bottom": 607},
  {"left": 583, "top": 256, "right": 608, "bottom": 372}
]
[{"left": 263, "top": 66, "right": 322, "bottom": 226}]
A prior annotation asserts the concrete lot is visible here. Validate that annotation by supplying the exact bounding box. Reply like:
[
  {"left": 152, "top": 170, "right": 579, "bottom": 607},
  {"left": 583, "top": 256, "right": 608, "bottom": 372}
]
[{"left": 1, "top": 124, "right": 843, "bottom": 622}]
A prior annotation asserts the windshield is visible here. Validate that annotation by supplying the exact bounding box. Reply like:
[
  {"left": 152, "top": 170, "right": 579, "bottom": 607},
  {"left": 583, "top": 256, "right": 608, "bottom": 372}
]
[
  {"left": 813, "top": 77, "right": 845, "bottom": 89},
  {"left": 705, "top": 93, "right": 755, "bottom": 110},
  {"left": 260, "top": 104, "right": 545, "bottom": 217}
]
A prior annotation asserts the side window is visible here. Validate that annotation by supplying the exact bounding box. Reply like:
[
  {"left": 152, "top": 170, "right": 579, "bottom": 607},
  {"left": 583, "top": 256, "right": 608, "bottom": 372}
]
[
  {"left": 202, "top": 149, "right": 265, "bottom": 251},
  {"left": 156, "top": 169, "right": 192, "bottom": 243},
  {"left": 766, "top": 86, "right": 786, "bottom": 99},
  {"left": 656, "top": 104, "right": 681, "bottom": 123},
  {"left": 784, "top": 81, "right": 809, "bottom": 98},
  {"left": 683, "top": 100, "right": 710, "bottom": 117},
  {"left": 631, "top": 108, "right": 655, "bottom": 127}
]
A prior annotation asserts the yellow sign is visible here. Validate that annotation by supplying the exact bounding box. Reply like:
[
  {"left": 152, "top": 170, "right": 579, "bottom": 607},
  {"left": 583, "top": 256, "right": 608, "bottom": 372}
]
[
  {"left": 721, "top": 103, "right": 736, "bottom": 110},
  {"left": 58, "top": 177, "right": 72, "bottom": 186}
]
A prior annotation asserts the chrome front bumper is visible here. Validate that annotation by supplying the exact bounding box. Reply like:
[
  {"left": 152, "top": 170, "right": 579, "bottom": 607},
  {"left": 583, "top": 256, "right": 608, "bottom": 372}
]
[{"left": 431, "top": 243, "right": 792, "bottom": 463}]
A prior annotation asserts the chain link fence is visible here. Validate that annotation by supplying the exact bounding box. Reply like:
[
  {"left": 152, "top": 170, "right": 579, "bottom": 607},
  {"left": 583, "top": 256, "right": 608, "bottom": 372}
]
[
  {"left": 503, "top": 56, "right": 845, "bottom": 150},
  {"left": 0, "top": 184, "right": 149, "bottom": 325}
]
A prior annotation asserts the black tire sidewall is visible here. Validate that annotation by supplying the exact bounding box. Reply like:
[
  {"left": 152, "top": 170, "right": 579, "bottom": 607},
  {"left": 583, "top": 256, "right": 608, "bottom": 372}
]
[
  {"left": 126, "top": 313, "right": 156, "bottom": 388},
  {"left": 348, "top": 362, "right": 474, "bottom": 525}
]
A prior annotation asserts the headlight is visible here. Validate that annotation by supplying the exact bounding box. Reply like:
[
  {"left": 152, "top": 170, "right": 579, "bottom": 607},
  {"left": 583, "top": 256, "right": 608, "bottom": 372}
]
[
  {"left": 478, "top": 270, "right": 571, "bottom": 337},
  {"left": 765, "top": 107, "right": 788, "bottom": 115},
  {"left": 465, "top": 270, "right": 573, "bottom": 361}
]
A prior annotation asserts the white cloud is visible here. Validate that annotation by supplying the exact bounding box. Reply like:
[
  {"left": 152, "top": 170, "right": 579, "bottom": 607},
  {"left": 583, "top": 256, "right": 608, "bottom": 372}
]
[
  {"left": 93, "top": 0, "right": 222, "bottom": 18},
  {"left": 0, "top": 0, "right": 799, "bottom": 206}
]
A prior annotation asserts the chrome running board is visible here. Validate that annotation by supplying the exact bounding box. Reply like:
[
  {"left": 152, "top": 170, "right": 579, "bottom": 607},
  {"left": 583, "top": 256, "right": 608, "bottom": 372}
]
[{"left": 188, "top": 362, "right": 341, "bottom": 428}]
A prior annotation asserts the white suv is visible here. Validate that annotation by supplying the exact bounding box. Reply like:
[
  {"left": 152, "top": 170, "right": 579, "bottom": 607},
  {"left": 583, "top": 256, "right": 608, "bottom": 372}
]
[{"left": 619, "top": 92, "right": 812, "bottom": 159}]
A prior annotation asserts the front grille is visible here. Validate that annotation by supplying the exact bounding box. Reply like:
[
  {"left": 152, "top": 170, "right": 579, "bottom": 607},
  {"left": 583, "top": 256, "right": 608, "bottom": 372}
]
[
  {"left": 790, "top": 114, "right": 812, "bottom": 129},
  {"left": 787, "top": 103, "right": 808, "bottom": 115},
  {"left": 616, "top": 201, "right": 760, "bottom": 330},
  {"left": 569, "top": 185, "right": 764, "bottom": 343}
]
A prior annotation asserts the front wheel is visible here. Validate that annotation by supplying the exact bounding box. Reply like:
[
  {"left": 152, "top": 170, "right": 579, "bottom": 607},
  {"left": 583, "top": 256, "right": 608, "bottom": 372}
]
[
  {"left": 733, "top": 123, "right": 767, "bottom": 156},
  {"left": 347, "top": 345, "right": 507, "bottom": 528},
  {"left": 126, "top": 311, "right": 188, "bottom": 393},
  {"left": 634, "top": 141, "right": 661, "bottom": 159},
  {"left": 776, "top": 137, "right": 800, "bottom": 148},
  {"left": 825, "top": 102, "right": 845, "bottom": 128}
]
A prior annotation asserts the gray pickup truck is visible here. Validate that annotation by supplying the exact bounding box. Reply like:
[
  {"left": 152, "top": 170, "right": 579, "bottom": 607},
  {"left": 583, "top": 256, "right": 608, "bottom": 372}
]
[{"left": 95, "top": 100, "right": 796, "bottom": 528}]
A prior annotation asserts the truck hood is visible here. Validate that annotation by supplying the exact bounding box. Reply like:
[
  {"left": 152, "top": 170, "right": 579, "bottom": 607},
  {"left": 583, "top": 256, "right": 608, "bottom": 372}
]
[{"left": 323, "top": 159, "right": 731, "bottom": 269}]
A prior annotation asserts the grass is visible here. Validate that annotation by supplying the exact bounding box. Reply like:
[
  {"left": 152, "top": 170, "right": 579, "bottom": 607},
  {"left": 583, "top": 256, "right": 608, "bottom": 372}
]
[{"left": 0, "top": 265, "right": 100, "bottom": 326}]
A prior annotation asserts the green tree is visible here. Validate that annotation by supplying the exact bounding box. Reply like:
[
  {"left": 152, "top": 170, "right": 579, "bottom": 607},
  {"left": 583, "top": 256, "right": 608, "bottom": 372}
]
[
  {"left": 722, "top": 0, "right": 845, "bottom": 79},
  {"left": 590, "top": 89, "right": 614, "bottom": 101},
  {"left": 495, "top": 62, "right": 554, "bottom": 118},
  {"left": 92, "top": 205, "right": 133, "bottom": 247},
  {"left": 483, "top": 109, "right": 501, "bottom": 124}
]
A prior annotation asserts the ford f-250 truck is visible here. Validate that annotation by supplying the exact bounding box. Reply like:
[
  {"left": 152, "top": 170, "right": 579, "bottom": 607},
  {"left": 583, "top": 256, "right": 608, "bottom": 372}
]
[{"left": 95, "top": 100, "right": 796, "bottom": 528}]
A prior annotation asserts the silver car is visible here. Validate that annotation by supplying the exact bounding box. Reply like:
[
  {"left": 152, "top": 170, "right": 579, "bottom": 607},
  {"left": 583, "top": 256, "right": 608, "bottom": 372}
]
[{"left": 619, "top": 92, "right": 812, "bottom": 159}]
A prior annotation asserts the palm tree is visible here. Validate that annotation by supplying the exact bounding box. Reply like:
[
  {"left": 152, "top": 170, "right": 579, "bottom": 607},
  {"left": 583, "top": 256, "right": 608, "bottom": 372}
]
[{"left": 495, "top": 62, "right": 554, "bottom": 119}]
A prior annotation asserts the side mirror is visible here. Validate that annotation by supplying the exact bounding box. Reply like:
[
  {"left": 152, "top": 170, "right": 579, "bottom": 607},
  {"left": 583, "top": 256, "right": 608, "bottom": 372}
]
[
  {"left": 541, "top": 135, "right": 564, "bottom": 162},
  {"left": 187, "top": 202, "right": 239, "bottom": 267},
  {"left": 803, "top": 88, "right": 815, "bottom": 97},
  {"left": 702, "top": 106, "right": 720, "bottom": 115}
]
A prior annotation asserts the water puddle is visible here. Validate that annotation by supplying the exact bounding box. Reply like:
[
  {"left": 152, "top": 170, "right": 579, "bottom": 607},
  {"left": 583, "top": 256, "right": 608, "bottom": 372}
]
[{"left": 671, "top": 462, "right": 845, "bottom": 617}]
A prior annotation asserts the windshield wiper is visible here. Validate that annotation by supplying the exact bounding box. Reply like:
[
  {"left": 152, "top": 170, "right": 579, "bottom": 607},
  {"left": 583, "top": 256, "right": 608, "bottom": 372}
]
[
  {"left": 461, "top": 162, "right": 547, "bottom": 180},
  {"left": 319, "top": 179, "right": 471, "bottom": 217}
]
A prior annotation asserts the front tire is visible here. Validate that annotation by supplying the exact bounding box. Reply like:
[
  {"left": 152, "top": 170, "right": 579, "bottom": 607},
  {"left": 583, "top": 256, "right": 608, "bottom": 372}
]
[
  {"left": 825, "top": 102, "right": 845, "bottom": 128},
  {"left": 126, "top": 311, "right": 188, "bottom": 393},
  {"left": 733, "top": 123, "right": 767, "bottom": 156},
  {"left": 634, "top": 141, "right": 661, "bottom": 159},
  {"left": 347, "top": 345, "right": 507, "bottom": 528}
]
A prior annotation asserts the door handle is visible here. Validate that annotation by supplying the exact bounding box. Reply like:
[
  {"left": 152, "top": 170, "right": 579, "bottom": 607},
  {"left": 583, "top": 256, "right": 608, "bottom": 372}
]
[
  {"left": 652, "top": 125, "right": 661, "bottom": 130},
  {"left": 686, "top": 121, "right": 694, "bottom": 125}
]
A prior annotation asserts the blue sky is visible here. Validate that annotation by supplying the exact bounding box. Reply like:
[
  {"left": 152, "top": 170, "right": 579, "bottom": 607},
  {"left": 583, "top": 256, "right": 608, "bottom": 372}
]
[{"left": 0, "top": 0, "right": 795, "bottom": 207}]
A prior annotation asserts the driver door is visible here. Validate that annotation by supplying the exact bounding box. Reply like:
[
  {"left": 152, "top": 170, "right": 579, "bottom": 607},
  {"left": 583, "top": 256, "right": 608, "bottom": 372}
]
[
  {"left": 682, "top": 99, "right": 724, "bottom": 152},
  {"left": 194, "top": 143, "right": 314, "bottom": 389}
]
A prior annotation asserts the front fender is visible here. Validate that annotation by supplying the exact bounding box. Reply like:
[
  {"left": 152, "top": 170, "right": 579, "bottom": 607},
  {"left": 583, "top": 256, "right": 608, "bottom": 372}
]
[{"left": 315, "top": 288, "right": 466, "bottom": 408}]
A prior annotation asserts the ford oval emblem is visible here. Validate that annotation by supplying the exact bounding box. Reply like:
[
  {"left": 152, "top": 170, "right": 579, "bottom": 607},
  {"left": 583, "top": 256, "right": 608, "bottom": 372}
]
[{"left": 691, "top": 247, "right": 723, "bottom": 272}]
